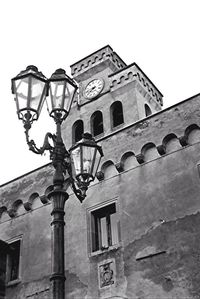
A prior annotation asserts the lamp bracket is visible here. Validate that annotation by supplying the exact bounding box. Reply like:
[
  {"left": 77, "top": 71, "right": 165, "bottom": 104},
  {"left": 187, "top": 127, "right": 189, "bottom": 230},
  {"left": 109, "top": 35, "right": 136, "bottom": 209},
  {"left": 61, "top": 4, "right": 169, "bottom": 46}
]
[
  {"left": 24, "top": 126, "right": 55, "bottom": 155},
  {"left": 70, "top": 179, "right": 87, "bottom": 203},
  {"left": 24, "top": 124, "right": 94, "bottom": 202}
]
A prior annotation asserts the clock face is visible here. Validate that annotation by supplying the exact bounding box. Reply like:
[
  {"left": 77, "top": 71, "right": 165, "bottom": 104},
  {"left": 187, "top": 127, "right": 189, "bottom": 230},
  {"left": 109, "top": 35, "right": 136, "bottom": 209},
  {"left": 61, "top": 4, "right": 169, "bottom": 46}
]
[{"left": 84, "top": 79, "right": 104, "bottom": 99}]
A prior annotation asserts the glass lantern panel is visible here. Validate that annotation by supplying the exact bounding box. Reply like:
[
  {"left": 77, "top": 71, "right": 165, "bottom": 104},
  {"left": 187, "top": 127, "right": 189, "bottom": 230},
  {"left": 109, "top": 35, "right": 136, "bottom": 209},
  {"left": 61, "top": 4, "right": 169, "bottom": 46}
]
[
  {"left": 29, "top": 77, "right": 46, "bottom": 112},
  {"left": 82, "top": 145, "right": 95, "bottom": 175},
  {"left": 49, "top": 81, "right": 65, "bottom": 110},
  {"left": 71, "top": 146, "right": 81, "bottom": 177},
  {"left": 64, "top": 81, "right": 76, "bottom": 113},
  {"left": 14, "top": 77, "right": 29, "bottom": 111},
  {"left": 91, "top": 148, "right": 101, "bottom": 177}
]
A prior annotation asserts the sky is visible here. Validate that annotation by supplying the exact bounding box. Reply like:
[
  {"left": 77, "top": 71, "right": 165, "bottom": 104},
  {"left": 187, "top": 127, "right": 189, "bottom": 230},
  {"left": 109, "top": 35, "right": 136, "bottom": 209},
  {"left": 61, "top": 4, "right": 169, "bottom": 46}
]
[{"left": 0, "top": 0, "right": 200, "bottom": 185}]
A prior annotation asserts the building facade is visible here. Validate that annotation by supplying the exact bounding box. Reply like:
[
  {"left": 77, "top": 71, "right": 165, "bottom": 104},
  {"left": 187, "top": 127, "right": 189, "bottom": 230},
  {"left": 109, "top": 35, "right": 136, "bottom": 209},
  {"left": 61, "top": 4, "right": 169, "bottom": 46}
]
[{"left": 1, "top": 45, "right": 200, "bottom": 298}]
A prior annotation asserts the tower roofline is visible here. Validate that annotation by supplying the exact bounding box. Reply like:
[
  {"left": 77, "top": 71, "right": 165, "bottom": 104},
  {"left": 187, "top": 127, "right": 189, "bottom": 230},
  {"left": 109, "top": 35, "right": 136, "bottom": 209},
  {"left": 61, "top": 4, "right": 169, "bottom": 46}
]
[
  {"left": 109, "top": 62, "right": 163, "bottom": 97},
  {"left": 70, "top": 45, "right": 127, "bottom": 77},
  {"left": 70, "top": 45, "right": 114, "bottom": 67}
]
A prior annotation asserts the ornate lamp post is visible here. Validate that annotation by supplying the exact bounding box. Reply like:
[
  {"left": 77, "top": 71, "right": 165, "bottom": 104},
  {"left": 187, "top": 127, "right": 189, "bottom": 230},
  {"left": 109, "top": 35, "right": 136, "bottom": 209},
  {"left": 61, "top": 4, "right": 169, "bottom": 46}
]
[{"left": 11, "top": 65, "right": 103, "bottom": 299}]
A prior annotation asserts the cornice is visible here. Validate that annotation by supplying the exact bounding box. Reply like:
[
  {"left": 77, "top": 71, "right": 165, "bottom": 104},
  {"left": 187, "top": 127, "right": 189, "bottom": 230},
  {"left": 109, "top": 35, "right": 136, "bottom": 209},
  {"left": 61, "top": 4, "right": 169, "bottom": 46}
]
[
  {"left": 96, "top": 123, "right": 200, "bottom": 180},
  {"left": 109, "top": 63, "right": 163, "bottom": 106},
  {"left": 70, "top": 45, "right": 126, "bottom": 77}
]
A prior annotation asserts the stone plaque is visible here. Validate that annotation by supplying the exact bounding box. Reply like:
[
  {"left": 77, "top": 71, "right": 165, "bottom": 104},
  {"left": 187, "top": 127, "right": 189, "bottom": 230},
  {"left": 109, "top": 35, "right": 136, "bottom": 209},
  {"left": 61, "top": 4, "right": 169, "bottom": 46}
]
[{"left": 98, "top": 259, "right": 115, "bottom": 288}]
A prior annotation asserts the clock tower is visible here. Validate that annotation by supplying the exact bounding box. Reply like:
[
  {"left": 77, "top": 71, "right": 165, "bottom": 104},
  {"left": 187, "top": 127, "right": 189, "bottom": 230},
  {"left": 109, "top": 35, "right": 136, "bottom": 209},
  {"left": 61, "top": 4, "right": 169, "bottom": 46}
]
[
  {"left": 70, "top": 45, "right": 126, "bottom": 106},
  {"left": 62, "top": 45, "right": 163, "bottom": 149}
]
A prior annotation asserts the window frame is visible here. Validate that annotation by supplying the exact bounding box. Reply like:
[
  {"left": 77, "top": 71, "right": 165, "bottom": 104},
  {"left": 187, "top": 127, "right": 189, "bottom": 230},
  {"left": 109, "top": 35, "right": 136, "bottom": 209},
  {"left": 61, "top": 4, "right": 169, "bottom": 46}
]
[
  {"left": 144, "top": 103, "right": 152, "bottom": 117},
  {"left": 110, "top": 101, "right": 124, "bottom": 129},
  {"left": 72, "top": 119, "right": 84, "bottom": 144},
  {"left": 87, "top": 199, "right": 121, "bottom": 256},
  {"left": 90, "top": 110, "right": 104, "bottom": 137},
  {"left": 6, "top": 236, "right": 22, "bottom": 286}
]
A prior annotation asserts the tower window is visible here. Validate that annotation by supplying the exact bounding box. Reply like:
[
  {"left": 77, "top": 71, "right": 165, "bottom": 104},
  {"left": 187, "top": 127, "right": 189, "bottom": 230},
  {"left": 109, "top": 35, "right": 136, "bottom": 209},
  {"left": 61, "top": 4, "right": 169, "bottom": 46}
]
[
  {"left": 91, "top": 111, "right": 104, "bottom": 137},
  {"left": 72, "top": 120, "right": 84, "bottom": 144},
  {"left": 7, "top": 240, "right": 21, "bottom": 282},
  {"left": 110, "top": 101, "right": 124, "bottom": 128},
  {"left": 145, "top": 104, "right": 152, "bottom": 117},
  {"left": 90, "top": 203, "right": 119, "bottom": 252}
]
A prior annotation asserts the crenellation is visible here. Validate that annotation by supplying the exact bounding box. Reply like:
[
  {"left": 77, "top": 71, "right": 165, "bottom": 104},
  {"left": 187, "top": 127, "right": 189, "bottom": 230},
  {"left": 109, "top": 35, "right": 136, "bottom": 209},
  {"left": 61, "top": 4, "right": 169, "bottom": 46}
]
[
  {"left": 109, "top": 63, "right": 163, "bottom": 106},
  {"left": 135, "top": 68, "right": 163, "bottom": 105},
  {"left": 70, "top": 45, "right": 126, "bottom": 77}
]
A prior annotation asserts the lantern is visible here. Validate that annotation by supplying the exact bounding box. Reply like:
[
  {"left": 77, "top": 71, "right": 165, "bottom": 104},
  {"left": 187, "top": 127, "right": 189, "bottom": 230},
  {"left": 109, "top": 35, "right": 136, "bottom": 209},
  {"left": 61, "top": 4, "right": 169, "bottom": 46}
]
[
  {"left": 11, "top": 65, "right": 47, "bottom": 123},
  {"left": 70, "top": 133, "right": 103, "bottom": 186},
  {"left": 48, "top": 68, "right": 77, "bottom": 121}
]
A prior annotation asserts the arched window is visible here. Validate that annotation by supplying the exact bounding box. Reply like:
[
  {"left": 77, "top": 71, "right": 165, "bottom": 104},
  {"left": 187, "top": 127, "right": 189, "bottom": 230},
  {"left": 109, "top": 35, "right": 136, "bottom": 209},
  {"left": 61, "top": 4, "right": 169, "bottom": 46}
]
[
  {"left": 72, "top": 120, "right": 84, "bottom": 144},
  {"left": 91, "top": 111, "right": 104, "bottom": 137},
  {"left": 145, "top": 104, "right": 152, "bottom": 117},
  {"left": 110, "top": 101, "right": 124, "bottom": 128}
]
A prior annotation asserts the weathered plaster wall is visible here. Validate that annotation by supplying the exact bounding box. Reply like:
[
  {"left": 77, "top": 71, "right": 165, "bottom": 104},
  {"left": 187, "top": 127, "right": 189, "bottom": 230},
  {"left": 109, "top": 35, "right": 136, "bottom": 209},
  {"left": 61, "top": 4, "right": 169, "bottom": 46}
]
[
  {"left": 0, "top": 203, "right": 52, "bottom": 299},
  {"left": 1, "top": 93, "right": 200, "bottom": 297},
  {"left": 124, "top": 212, "right": 200, "bottom": 299},
  {"left": 81, "top": 141, "right": 200, "bottom": 298},
  {"left": 0, "top": 164, "right": 53, "bottom": 215}
]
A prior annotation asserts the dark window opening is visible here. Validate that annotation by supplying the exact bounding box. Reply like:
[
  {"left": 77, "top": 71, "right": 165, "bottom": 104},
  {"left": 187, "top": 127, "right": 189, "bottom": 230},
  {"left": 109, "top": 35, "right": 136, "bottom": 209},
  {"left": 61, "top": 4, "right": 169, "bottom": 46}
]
[
  {"left": 91, "top": 203, "right": 118, "bottom": 252},
  {"left": 0, "top": 240, "right": 9, "bottom": 296},
  {"left": 145, "top": 104, "right": 152, "bottom": 117},
  {"left": 91, "top": 111, "right": 104, "bottom": 137},
  {"left": 7, "top": 240, "right": 20, "bottom": 282},
  {"left": 72, "top": 120, "right": 84, "bottom": 144},
  {"left": 111, "top": 101, "right": 124, "bottom": 128}
]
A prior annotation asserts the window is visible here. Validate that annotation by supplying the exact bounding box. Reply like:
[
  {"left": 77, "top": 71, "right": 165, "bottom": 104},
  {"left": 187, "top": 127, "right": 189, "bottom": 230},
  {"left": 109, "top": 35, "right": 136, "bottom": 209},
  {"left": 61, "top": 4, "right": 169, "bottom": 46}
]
[
  {"left": 7, "top": 240, "right": 21, "bottom": 283},
  {"left": 72, "top": 120, "right": 84, "bottom": 144},
  {"left": 145, "top": 104, "right": 152, "bottom": 117},
  {"left": 90, "top": 203, "right": 119, "bottom": 252},
  {"left": 91, "top": 111, "right": 104, "bottom": 137},
  {"left": 110, "top": 101, "right": 124, "bottom": 128}
]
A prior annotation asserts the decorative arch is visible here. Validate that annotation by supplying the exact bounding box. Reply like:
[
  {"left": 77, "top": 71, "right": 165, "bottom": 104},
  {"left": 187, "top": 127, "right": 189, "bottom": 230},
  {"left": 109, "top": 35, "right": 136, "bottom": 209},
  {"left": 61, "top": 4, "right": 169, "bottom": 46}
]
[
  {"left": 41, "top": 185, "right": 54, "bottom": 204},
  {"left": 110, "top": 101, "right": 124, "bottom": 128},
  {"left": 10, "top": 199, "right": 24, "bottom": 217},
  {"left": 141, "top": 142, "right": 159, "bottom": 162},
  {"left": 185, "top": 124, "right": 200, "bottom": 136},
  {"left": 29, "top": 193, "right": 39, "bottom": 205},
  {"left": 162, "top": 133, "right": 181, "bottom": 153},
  {"left": 91, "top": 111, "right": 104, "bottom": 137},
  {"left": 12, "top": 199, "right": 23, "bottom": 210},
  {"left": 45, "top": 185, "right": 54, "bottom": 195},
  {"left": 28, "top": 193, "right": 41, "bottom": 210},
  {"left": 101, "top": 160, "right": 118, "bottom": 179},
  {"left": 72, "top": 119, "right": 84, "bottom": 144},
  {"left": 185, "top": 124, "right": 200, "bottom": 145},
  {"left": 120, "top": 151, "right": 137, "bottom": 170},
  {"left": 162, "top": 133, "right": 178, "bottom": 146}
]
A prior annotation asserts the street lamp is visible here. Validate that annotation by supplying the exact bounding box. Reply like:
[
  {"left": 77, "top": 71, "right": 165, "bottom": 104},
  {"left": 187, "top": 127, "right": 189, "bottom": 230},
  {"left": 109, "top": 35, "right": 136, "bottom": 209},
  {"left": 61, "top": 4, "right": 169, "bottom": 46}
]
[{"left": 11, "top": 65, "right": 103, "bottom": 299}]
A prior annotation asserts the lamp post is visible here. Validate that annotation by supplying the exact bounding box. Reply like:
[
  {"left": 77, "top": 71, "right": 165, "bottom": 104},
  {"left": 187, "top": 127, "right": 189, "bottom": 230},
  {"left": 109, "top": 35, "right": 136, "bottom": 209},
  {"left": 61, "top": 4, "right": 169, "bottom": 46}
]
[{"left": 11, "top": 66, "right": 103, "bottom": 299}]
